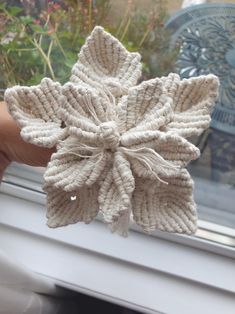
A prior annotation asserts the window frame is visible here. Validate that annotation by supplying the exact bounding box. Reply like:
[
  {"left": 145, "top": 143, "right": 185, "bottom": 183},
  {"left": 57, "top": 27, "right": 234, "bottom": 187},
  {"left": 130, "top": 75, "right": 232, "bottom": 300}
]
[
  {"left": 3, "top": 162, "right": 235, "bottom": 248},
  {"left": 0, "top": 179, "right": 235, "bottom": 314}
]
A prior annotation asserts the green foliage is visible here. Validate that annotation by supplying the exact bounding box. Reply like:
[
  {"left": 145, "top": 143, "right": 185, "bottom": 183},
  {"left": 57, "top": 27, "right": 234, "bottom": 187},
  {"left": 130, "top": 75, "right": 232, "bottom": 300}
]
[
  {"left": 111, "top": 0, "right": 178, "bottom": 78},
  {"left": 0, "top": 0, "right": 178, "bottom": 92}
]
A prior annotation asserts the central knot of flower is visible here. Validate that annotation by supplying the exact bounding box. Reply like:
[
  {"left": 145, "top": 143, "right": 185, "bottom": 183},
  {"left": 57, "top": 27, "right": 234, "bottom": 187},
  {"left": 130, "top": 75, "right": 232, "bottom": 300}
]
[{"left": 98, "top": 121, "right": 120, "bottom": 151}]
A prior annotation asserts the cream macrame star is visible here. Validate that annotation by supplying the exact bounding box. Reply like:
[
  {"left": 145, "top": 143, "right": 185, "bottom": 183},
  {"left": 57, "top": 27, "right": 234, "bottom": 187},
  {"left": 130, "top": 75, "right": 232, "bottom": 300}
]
[{"left": 4, "top": 26, "right": 219, "bottom": 236}]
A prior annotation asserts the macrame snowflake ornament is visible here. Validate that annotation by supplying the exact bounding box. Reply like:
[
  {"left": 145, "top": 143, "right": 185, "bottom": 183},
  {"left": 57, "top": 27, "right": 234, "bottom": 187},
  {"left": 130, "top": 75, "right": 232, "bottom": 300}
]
[{"left": 4, "top": 26, "right": 219, "bottom": 236}]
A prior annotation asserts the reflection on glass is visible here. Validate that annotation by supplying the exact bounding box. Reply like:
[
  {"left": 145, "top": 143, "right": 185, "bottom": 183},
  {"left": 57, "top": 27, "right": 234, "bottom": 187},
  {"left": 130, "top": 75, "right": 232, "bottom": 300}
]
[{"left": 166, "top": 2, "right": 235, "bottom": 230}]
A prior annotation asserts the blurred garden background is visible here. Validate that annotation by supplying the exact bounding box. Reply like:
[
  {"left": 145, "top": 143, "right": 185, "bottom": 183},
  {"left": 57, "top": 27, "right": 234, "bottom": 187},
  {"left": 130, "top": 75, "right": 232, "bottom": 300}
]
[{"left": 0, "top": 0, "right": 179, "bottom": 90}]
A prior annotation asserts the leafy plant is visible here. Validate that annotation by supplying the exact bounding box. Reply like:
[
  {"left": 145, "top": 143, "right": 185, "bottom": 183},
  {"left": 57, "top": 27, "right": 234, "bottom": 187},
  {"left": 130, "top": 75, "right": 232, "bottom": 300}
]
[
  {"left": 111, "top": 0, "right": 179, "bottom": 79},
  {"left": 0, "top": 0, "right": 178, "bottom": 99}
]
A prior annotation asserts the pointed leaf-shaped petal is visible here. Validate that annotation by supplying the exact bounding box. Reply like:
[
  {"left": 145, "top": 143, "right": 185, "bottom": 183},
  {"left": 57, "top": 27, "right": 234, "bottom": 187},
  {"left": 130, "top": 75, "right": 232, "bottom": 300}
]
[
  {"left": 70, "top": 26, "right": 142, "bottom": 97},
  {"left": 121, "top": 130, "right": 200, "bottom": 167},
  {"left": 117, "top": 78, "right": 173, "bottom": 133},
  {"left": 45, "top": 185, "right": 99, "bottom": 228},
  {"left": 61, "top": 83, "right": 109, "bottom": 125},
  {"left": 162, "top": 73, "right": 219, "bottom": 137},
  {"left": 4, "top": 78, "right": 66, "bottom": 148},
  {"left": 132, "top": 169, "right": 197, "bottom": 234},
  {"left": 99, "top": 152, "right": 135, "bottom": 225},
  {"left": 44, "top": 138, "right": 110, "bottom": 191}
]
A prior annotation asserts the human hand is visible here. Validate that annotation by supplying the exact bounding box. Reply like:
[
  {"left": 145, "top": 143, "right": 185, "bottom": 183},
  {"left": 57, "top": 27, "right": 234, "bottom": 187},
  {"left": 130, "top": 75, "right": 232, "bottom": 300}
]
[{"left": 0, "top": 101, "right": 55, "bottom": 181}]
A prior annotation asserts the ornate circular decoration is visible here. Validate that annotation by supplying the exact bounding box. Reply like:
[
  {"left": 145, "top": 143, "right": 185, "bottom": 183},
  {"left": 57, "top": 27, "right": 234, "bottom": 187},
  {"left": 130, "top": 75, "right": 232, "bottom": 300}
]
[{"left": 166, "top": 4, "right": 235, "bottom": 135}]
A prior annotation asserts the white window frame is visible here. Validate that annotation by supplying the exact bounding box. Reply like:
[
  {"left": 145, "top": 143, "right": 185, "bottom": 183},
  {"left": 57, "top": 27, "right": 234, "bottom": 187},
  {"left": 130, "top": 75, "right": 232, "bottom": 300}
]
[{"left": 4, "top": 162, "right": 235, "bottom": 246}]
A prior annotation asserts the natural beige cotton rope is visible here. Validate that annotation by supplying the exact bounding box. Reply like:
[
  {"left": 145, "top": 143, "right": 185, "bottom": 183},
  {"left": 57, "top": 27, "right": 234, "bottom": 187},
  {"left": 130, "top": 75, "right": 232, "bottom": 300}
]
[{"left": 4, "top": 26, "right": 219, "bottom": 236}]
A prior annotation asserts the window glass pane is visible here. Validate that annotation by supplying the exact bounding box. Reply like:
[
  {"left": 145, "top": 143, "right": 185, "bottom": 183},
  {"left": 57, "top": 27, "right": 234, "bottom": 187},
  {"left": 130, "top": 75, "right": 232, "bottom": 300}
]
[
  {"left": 1, "top": 0, "right": 234, "bottom": 243},
  {"left": 166, "top": 1, "right": 235, "bottom": 233}
]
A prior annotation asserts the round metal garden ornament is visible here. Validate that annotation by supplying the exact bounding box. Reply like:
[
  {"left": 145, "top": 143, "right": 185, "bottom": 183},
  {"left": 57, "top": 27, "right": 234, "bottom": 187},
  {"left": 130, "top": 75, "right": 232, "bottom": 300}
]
[{"left": 166, "top": 3, "right": 235, "bottom": 135}]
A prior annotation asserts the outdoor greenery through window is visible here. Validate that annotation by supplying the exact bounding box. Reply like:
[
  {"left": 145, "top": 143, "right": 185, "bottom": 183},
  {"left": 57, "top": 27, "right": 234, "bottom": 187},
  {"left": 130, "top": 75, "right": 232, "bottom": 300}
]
[
  {"left": 0, "top": 0, "right": 177, "bottom": 89},
  {"left": 1, "top": 0, "right": 234, "bottom": 245}
]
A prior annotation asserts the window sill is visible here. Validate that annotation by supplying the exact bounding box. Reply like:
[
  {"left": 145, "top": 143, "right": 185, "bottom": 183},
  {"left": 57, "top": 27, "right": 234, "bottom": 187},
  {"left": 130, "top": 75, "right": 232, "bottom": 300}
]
[{"left": 0, "top": 181, "right": 235, "bottom": 314}]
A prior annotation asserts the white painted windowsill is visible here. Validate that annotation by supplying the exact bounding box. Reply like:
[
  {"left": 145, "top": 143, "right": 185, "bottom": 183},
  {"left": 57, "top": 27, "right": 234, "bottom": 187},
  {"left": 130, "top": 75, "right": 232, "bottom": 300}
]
[{"left": 0, "top": 181, "right": 235, "bottom": 314}]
